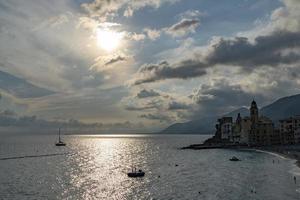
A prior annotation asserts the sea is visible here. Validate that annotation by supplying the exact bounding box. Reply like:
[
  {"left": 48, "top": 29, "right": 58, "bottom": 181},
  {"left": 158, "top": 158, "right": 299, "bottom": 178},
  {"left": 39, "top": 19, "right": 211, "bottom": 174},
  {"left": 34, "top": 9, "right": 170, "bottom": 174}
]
[{"left": 0, "top": 134, "right": 299, "bottom": 200}]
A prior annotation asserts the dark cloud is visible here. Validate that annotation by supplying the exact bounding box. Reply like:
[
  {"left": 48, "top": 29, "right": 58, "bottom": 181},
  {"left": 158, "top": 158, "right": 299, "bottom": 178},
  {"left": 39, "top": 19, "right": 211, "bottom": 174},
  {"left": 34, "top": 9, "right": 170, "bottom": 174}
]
[
  {"left": 207, "top": 31, "right": 300, "bottom": 68},
  {"left": 131, "top": 60, "right": 207, "bottom": 85},
  {"left": 131, "top": 30, "right": 300, "bottom": 85},
  {"left": 136, "top": 89, "right": 160, "bottom": 98},
  {"left": 104, "top": 55, "right": 126, "bottom": 66},
  {"left": 124, "top": 97, "right": 164, "bottom": 111},
  {"left": 166, "top": 19, "right": 200, "bottom": 37},
  {"left": 169, "top": 19, "right": 199, "bottom": 31},
  {"left": 189, "top": 80, "right": 267, "bottom": 118},
  {"left": 140, "top": 113, "right": 172, "bottom": 122},
  {"left": 124, "top": 105, "right": 156, "bottom": 111},
  {"left": 168, "top": 101, "right": 190, "bottom": 110},
  {"left": 123, "top": 96, "right": 164, "bottom": 111}
]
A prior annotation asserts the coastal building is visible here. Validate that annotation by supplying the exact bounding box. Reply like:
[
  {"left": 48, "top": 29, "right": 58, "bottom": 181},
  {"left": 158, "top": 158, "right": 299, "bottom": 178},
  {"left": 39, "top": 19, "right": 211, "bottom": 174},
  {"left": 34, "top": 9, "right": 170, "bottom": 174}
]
[
  {"left": 231, "top": 114, "right": 251, "bottom": 143},
  {"left": 213, "top": 100, "right": 300, "bottom": 146},
  {"left": 214, "top": 123, "right": 221, "bottom": 141},
  {"left": 295, "top": 129, "right": 300, "bottom": 144},
  {"left": 222, "top": 100, "right": 274, "bottom": 145},
  {"left": 279, "top": 116, "right": 300, "bottom": 144},
  {"left": 270, "top": 129, "right": 281, "bottom": 145},
  {"left": 218, "top": 117, "right": 233, "bottom": 140},
  {"left": 231, "top": 114, "right": 242, "bottom": 142},
  {"left": 239, "top": 117, "right": 252, "bottom": 144},
  {"left": 248, "top": 100, "right": 274, "bottom": 146}
]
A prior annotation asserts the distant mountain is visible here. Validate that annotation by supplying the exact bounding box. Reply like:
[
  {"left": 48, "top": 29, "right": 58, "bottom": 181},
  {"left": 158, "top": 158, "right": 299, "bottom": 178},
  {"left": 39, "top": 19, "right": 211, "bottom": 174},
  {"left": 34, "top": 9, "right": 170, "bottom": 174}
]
[
  {"left": 260, "top": 94, "right": 300, "bottom": 123},
  {"left": 161, "top": 94, "right": 300, "bottom": 134},
  {"left": 161, "top": 107, "right": 249, "bottom": 134},
  {"left": 161, "top": 116, "right": 216, "bottom": 134},
  {"left": 0, "top": 70, "right": 55, "bottom": 98}
]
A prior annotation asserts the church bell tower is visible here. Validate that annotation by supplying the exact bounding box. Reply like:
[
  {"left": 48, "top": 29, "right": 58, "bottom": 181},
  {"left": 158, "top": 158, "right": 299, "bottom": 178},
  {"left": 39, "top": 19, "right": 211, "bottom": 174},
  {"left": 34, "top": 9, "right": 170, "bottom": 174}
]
[{"left": 250, "top": 100, "right": 258, "bottom": 124}]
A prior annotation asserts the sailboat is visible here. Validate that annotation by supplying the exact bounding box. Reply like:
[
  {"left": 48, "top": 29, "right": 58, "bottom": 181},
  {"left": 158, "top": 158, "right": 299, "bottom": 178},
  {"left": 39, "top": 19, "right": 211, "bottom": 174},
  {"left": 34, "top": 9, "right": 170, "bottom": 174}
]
[
  {"left": 55, "top": 128, "right": 66, "bottom": 146},
  {"left": 127, "top": 167, "right": 145, "bottom": 177}
]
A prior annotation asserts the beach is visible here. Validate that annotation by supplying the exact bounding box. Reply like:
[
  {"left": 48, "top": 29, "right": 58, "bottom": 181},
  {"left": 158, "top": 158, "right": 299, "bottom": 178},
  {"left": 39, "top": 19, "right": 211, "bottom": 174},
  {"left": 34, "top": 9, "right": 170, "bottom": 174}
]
[
  {"left": 182, "top": 143, "right": 300, "bottom": 168},
  {"left": 257, "top": 145, "right": 300, "bottom": 168}
]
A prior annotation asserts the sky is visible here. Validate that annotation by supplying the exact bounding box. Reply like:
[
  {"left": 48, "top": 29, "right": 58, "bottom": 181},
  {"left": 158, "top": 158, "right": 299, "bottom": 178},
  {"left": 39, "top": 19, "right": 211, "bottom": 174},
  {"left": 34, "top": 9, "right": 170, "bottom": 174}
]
[{"left": 0, "top": 0, "right": 300, "bottom": 132}]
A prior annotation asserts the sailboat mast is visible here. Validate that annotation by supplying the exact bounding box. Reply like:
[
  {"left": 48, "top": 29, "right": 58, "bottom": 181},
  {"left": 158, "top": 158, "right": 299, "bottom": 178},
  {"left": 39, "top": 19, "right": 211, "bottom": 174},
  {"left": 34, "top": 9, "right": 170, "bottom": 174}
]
[{"left": 59, "top": 128, "right": 61, "bottom": 142}]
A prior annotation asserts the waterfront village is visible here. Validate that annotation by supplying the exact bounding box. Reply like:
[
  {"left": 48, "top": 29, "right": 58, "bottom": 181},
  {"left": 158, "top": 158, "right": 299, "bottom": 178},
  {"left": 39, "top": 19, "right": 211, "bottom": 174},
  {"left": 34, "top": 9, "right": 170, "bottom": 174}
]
[
  {"left": 186, "top": 100, "right": 300, "bottom": 148},
  {"left": 182, "top": 99, "right": 300, "bottom": 168},
  {"left": 211, "top": 100, "right": 300, "bottom": 146}
]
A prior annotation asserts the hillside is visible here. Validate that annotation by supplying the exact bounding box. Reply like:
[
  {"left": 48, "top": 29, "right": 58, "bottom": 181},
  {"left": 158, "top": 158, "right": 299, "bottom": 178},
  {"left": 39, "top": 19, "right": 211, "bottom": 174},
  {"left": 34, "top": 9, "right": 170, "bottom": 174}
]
[
  {"left": 161, "top": 94, "right": 300, "bottom": 134},
  {"left": 261, "top": 94, "right": 300, "bottom": 123}
]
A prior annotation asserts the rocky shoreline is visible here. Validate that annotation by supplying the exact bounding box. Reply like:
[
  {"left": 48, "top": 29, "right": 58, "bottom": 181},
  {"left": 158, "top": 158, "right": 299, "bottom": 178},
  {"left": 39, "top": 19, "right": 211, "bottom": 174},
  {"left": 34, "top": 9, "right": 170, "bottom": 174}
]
[{"left": 181, "top": 143, "right": 300, "bottom": 168}]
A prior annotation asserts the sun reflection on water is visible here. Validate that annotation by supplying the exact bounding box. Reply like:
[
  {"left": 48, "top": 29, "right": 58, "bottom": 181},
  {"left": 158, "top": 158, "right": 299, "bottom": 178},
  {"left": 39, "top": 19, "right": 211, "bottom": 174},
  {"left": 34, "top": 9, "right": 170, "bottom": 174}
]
[{"left": 63, "top": 136, "right": 150, "bottom": 199}]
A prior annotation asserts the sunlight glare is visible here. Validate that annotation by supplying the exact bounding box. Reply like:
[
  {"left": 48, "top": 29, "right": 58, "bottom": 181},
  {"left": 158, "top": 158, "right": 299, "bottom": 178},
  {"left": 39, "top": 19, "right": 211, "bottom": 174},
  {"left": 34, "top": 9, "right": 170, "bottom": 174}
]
[{"left": 96, "top": 28, "right": 123, "bottom": 52}]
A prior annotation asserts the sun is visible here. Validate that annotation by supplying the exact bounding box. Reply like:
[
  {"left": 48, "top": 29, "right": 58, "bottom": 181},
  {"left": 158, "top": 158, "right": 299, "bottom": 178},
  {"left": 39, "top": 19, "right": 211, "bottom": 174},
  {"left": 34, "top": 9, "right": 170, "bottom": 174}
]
[{"left": 96, "top": 28, "right": 123, "bottom": 52}]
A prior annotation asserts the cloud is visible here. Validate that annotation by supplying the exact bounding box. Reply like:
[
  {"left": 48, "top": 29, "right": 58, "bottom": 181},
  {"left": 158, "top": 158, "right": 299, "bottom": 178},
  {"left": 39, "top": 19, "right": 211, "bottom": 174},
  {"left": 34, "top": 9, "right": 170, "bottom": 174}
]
[
  {"left": 143, "top": 28, "right": 161, "bottom": 40},
  {"left": 81, "top": 0, "right": 123, "bottom": 21},
  {"left": 269, "top": 0, "right": 300, "bottom": 32},
  {"left": 124, "top": 104, "right": 156, "bottom": 111},
  {"left": 0, "top": 109, "right": 146, "bottom": 133},
  {"left": 140, "top": 113, "right": 173, "bottom": 122},
  {"left": 179, "top": 10, "right": 205, "bottom": 19},
  {"left": 141, "top": 13, "right": 202, "bottom": 40},
  {"left": 129, "top": 60, "right": 207, "bottom": 85},
  {"left": 122, "top": 86, "right": 195, "bottom": 124},
  {"left": 136, "top": 89, "right": 161, "bottom": 98},
  {"left": 130, "top": 33, "right": 146, "bottom": 41},
  {"left": 206, "top": 31, "right": 300, "bottom": 69},
  {"left": 186, "top": 68, "right": 300, "bottom": 120},
  {"left": 90, "top": 53, "right": 132, "bottom": 72},
  {"left": 0, "top": 70, "right": 55, "bottom": 98},
  {"left": 122, "top": 95, "right": 164, "bottom": 111},
  {"left": 124, "top": 7, "right": 134, "bottom": 17},
  {"left": 188, "top": 79, "right": 267, "bottom": 117},
  {"left": 81, "top": 0, "right": 180, "bottom": 20},
  {"left": 141, "top": 10, "right": 203, "bottom": 40},
  {"left": 2, "top": 0, "right": 300, "bottom": 130},
  {"left": 128, "top": 0, "right": 300, "bottom": 85},
  {"left": 167, "top": 101, "right": 190, "bottom": 110},
  {"left": 34, "top": 13, "right": 72, "bottom": 31},
  {"left": 77, "top": 17, "right": 99, "bottom": 30},
  {"left": 130, "top": 30, "right": 300, "bottom": 85},
  {"left": 104, "top": 55, "right": 126, "bottom": 66},
  {"left": 165, "top": 19, "right": 200, "bottom": 37}
]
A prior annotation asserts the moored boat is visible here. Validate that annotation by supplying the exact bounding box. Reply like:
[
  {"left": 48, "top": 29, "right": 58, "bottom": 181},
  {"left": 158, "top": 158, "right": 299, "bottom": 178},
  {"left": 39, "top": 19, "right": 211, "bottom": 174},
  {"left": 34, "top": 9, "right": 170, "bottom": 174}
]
[
  {"left": 127, "top": 168, "right": 145, "bottom": 177},
  {"left": 55, "top": 128, "right": 66, "bottom": 146},
  {"left": 229, "top": 156, "right": 240, "bottom": 161}
]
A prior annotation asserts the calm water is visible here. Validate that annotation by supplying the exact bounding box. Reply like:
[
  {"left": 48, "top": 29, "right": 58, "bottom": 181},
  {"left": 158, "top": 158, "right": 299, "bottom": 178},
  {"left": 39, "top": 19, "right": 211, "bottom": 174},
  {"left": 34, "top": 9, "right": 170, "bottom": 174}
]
[{"left": 0, "top": 134, "right": 299, "bottom": 200}]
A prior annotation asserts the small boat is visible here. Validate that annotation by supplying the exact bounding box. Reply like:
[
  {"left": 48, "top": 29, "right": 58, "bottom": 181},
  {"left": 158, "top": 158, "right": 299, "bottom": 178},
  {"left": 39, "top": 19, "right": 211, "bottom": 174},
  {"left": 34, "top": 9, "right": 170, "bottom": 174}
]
[
  {"left": 127, "top": 168, "right": 145, "bottom": 177},
  {"left": 55, "top": 128, "right": 66, "bottom": 146},
  {"left": 229, "top": 156, "right": 240, "bottom": 161}
]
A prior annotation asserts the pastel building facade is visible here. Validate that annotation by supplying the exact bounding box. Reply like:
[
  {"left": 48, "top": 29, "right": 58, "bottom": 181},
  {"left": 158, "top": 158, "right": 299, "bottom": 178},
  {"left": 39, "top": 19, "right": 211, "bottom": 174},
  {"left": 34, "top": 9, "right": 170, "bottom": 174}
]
[
  {"left": 279, "top": 116, "right": 300, "bottom": 144},
  {"left": 215, "top": 100, "right": 274, "bottom": 145},
  {"left": 248, "top": 100, "right": 274, "bottom": 146},
  {"left": 218, "top": 117, "right": 233, "bottom": 140}
]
